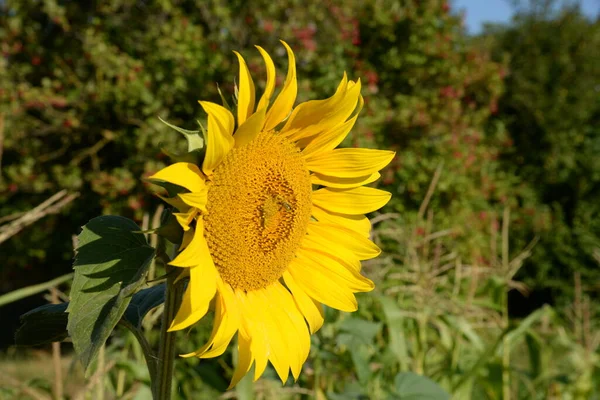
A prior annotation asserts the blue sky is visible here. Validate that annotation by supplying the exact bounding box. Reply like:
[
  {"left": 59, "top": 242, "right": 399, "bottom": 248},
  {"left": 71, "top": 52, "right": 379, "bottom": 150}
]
[{"left": 453, "top": 0, "right": 600, "bottom": 33}]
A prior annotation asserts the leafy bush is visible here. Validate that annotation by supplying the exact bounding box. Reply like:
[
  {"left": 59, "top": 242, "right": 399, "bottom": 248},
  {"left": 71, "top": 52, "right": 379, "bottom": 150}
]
[
  {"left": 485, "top": 4, "right": 600, "bottom": 303},
  {"left": 1, "top": 0, "right": 526, "bottom": 288}
]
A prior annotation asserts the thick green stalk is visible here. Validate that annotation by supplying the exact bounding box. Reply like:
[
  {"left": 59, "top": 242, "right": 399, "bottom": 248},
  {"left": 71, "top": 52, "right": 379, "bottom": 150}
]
[{"left": 155, "top": 265, "right": 184, "bottom": 400}]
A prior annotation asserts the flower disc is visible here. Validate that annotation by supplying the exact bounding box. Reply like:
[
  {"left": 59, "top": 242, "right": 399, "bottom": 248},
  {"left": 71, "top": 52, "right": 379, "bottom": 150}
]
[{"left": 203, "top": 131, "right": 312, "bottom": 291}]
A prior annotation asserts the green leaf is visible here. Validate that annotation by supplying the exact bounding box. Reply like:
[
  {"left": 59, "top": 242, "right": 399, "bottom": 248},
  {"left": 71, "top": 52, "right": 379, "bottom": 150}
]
[
  {"left": 14, "top": 303, "right": 68, "bottom": 346},
  {"left": 349, "top": 343, "right": 372, "bottom": 385},
  {"left": 525, "top": 332, "right": 543, "bottom": 379},
  {"left": 502, "top": 305, "right": 553, "bottom": 351},
  {"left": 378, "top": 296, "right": 409, "bottom": 370},
  {"left": 158, "top": 116, "right": 204, "bottom": 152},
  {"left": 491, "top": 305, "right": 554, "bottom": 358},
  {"left": 338, "top": 318, "right": 380, "bottom": 384},
  {"left": 338, "top": 317, "right": 381, "bottom": 345},
  {"left": 14, "top": 285, "right": 166, "bottom": 348},
  {"left": 443, "top": 316, "right": 484, "bottom": 350},
  {"left": 67, "top": 215, "right": 155, "bottom": 372},
  {"left": 394, "top": 372, "right": 449, "bottom": 400},
  {"left": 123, "top": 283, "right": 166, "bottom": 329}
]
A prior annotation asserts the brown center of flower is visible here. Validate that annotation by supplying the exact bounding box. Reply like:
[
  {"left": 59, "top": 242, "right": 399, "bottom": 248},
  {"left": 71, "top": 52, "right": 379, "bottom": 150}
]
[{"left": 203, "top": 132, "right": 312, "bottom": 291}]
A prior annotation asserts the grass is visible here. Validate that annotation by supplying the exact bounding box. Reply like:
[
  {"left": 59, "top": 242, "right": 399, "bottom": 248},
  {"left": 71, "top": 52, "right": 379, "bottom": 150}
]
[{"left": 1, "top": 171, "right": 599, "bottom": 399}]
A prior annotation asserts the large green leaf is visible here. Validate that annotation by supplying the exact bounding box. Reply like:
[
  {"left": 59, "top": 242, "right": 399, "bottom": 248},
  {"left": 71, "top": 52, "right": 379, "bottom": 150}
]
[
  {"left": 338, "top": 317, "right": 381, "bottom": 345},
  {"left": 15, "top": 285, "right": 165, "bottom": 347},
  {"left": 393, "top": 372, "right": 449, "bottom": 400},
  {"left": 67, "top": 215, "right": 155, "bottom": 372},
  {"left": 14, "top": 303, "right": 69, "bottom": 346},
  {"left": 378, "top": 296, "right": 409, "bottom": 371},
  {"left": 123, "top": 283, "right": 166, "bottom": 329},
  {"left": 338, "top": 318, "right": 381, "bottom": 384}
]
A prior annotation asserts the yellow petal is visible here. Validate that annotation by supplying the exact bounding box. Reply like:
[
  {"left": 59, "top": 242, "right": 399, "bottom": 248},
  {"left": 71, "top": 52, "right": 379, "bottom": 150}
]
[
  {"left": 301, "top": 97, "right": 362, "bottom": 157},
  {"left": 173, "top": 208, "right": 197, "bottom": 232},
  {"left": 311, "top": 205, "right": 371, "bottom": 237},
  {"left": 264, "top": 41, "right": 297, "bottom": 131},
  {"left": 281, "top": 75, "right": 347, "bottom": 140},
  {"left": 190, "top": 257, "right": 217, "bottom": 311},
  {"left": 148, "top": 162, "right": 205, "bottom": 193},
  {"left": 255, "top": 45, "right": 276, "bottom": 112},
  {"left": 199, "top": 101, "right": 235, "bottom": 176},
  {"left": 234, "top": 106, "right": 266, "bottom": 148},
  {"left": 233, "top": 51, "right": 256, "bottom": 126},
  {"left": 301, "top": 230, "right": 362, "bottom": 271},
  {"left": 228, "top": 334, "right": 254, "bottom": 389},
  {"left": 307, "top": 221, "right": 381, "bottom": 260},
  {"left": 178, "top": 190, "right": 208, "bottom": 213},
  {"left": 288, "top": 255, "right": 358, "bottom": 312},
  {"left": 251, "top": 284, "right": 309, "bottom": 382},
  {"left": 184, "top": 279, "right": 239, "bottom": 358},
  {"left": 311, "top": 172, "right": 380, "bottom": 189},
  {"left": 283, "top": 271, "right": 324, "bottom": 334},
  {"left": 301, "top": 247, "right": 374, "bottom": 292},
  {"left": 170, "top": 220, "right": 212, "bottom": 267},
  {"left": 234, "top": 290, "right": 269, "bottom": 380},
  {"left": 169, "top": 285, "right": 204, "bottom": 331},
  {"left": 312, "top": 186, "right": 391, "bottom": 215},
  {"left": 244, "top": 289, "right": 291, "bottom": 383},
  {"left": 306, "top": 148, "right": 395, "bottom": 178},
  {"left": 283, "top": 77, "right": 361, "bottom": 143},
  {"left": 168, "top": 263, "right": 217, "bottom": 331},
  {"left": 270, "top": 283, "right": 311, "bottom": 380}
]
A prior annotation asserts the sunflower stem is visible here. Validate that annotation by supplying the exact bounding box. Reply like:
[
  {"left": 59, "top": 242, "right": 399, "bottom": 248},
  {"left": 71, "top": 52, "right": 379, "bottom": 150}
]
[{"left": 155, "top": 263, "right": 184, "bottom": 400}]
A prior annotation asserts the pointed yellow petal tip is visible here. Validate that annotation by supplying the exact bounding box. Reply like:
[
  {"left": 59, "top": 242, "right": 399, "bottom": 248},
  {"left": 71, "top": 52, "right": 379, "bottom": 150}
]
[
  {"left": 233, "top": 50, "right": 256, "bottom": 126},
  {"left": 255, "top": 45, "right": 276, "bottom": 111},
  {"left": 264, "top": 40, "right": 297, "bottom": 131},
  {"left": 179, "top": 351, "right": 199, "bottom": 359},
  {"left": 148, "top": 162, "right": 205, "bottom": 193},
  {"left": 198, "top": 101, "right": 235, "bottom": 175}
]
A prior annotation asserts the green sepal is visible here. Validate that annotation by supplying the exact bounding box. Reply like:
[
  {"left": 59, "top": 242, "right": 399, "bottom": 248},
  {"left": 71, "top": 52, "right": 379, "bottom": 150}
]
[
  {"left": 155, "top": 210, "right": 184, "bottom": 246},
  {"left": 158, "top": 116, "right": 204, "bottom": 152},
  {"left": 216, "top": 83, "right": 232, "bottom": 111}
]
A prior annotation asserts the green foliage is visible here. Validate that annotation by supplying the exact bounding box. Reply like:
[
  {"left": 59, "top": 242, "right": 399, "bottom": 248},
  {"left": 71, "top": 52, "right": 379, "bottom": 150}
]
[
  {"left": 14, "top": 284, "right": 164, "bottom": 346},
  {"left": 485, "top": 4, "right": 600, "bottom": 299},
  {"left": 67, "top": 215, "right": 155, "bottom": 371},
  {"left": 124, "top": 283, "right": 166, "bottom": 330},
  {"left": 14, "top": 302, "right": 68, "bottom": 346},
  {"left": 393, "top": 372, "right": 449, "bottom": 400}
]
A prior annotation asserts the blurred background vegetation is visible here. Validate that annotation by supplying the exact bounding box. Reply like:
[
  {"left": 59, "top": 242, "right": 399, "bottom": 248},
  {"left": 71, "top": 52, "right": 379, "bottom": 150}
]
[{"left": 1, "top": 0, "right": 599, "bottom": 398}]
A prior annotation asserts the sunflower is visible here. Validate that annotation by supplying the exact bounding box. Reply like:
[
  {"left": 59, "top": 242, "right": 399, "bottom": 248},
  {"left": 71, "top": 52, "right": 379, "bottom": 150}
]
[{"left": 149, "top": 41, "right": 394, "bottom": 388}]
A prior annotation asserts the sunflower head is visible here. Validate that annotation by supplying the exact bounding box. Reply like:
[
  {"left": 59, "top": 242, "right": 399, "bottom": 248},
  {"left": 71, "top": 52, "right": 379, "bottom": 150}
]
[{"left": 149, "top": 41, "right": 394, "bottom": 388}]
